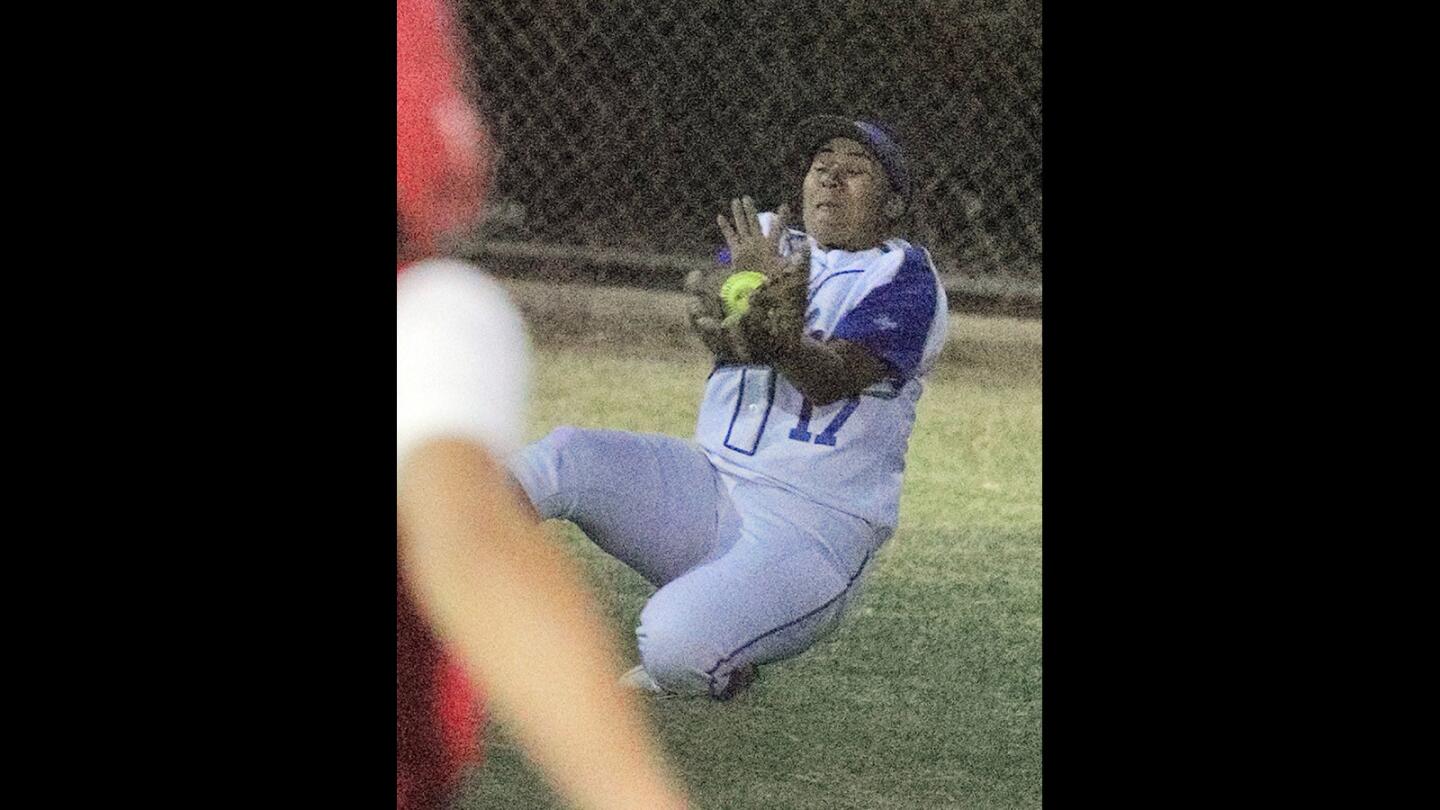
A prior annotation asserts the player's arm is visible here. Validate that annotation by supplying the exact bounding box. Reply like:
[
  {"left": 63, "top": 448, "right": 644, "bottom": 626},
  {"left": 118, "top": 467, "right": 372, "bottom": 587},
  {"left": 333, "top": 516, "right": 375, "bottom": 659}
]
[
  {"left": 759, "top": 335, "right": 890, "bottom": 406},
  {"left": 398, "top": 441, "right": 689, "bottom": 810},
  {"left": 398, "top": 262, "right": 689, "bottom": 810},
  {"left": 737, "top": 265, "right": 890, "bottom": 405},
  {"left": 723, "top": 228, "right": 890, "bottom": 404},
  {"left": 706, "top": 196, "right": 900, "bottom": 403},
  {"left": 749, "top": 248, "right": 939, "bottom": 407},
  {"left": 701, "top": 293, "right": 889, "bottom": 405}
]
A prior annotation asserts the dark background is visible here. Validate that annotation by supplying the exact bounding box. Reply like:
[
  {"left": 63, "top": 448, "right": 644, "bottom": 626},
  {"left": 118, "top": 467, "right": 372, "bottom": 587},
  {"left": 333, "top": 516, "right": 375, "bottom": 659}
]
[{"left": 453, "top": 0, "right": 1042, "bottom": 311}]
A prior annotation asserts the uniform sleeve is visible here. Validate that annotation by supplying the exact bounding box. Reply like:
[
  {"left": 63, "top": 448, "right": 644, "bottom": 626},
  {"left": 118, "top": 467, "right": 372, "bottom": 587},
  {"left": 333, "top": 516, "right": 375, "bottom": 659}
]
[
  {"left": 830, "top": 248, "right": 938, "bottom": 380},
  {"left": 397, "top": 260, "right": 531, "bottom": 476}
]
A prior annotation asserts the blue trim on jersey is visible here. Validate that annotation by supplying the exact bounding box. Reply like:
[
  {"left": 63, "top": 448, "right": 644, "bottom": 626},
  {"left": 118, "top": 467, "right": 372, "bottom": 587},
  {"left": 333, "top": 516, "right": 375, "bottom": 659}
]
[
  {"left": 809, "top": 268, "right": 865, "bottom": 298},
  {"left": 753, "top": 371, "right": 777, "bottom": 453},
  {"left": 721, "top": 369, "right": 776, "bottom": 456},
  {"left": 830, "top": 247, "right": 938, "bottom": 380},
  {"left": 861, "top": 378, "right": 903, "bottom": 399},
  {"left": 704, "top": 548, "right": 874, "bottom": 699},
  {"left": 721, "top": 370, "right": 747, "bottom": 449},
  {"left": 710, "top": 361, "right": 766, "bottom": 380}
]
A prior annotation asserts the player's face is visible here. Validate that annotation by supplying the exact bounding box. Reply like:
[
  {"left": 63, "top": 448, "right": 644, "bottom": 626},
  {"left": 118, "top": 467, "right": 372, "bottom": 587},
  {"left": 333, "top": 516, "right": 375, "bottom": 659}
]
[{"left": 802, "top": 138, "right": 892, "bottom": 250}]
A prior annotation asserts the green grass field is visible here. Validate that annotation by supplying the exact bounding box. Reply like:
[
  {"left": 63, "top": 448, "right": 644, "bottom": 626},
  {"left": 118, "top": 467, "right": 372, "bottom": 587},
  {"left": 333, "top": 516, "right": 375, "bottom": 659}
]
[{"left": 456, "top": 286, "right": 1041, "bottom": 809}]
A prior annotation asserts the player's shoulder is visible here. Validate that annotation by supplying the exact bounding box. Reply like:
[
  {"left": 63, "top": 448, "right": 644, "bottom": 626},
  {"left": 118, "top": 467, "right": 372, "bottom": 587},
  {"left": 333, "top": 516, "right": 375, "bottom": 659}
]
[
  {"left": 881, "top": 237, "right": 933, "bottom": 266},
  {"left": 861, "top": 239, "right": 941, "bottom": 288},
  {"left": 888, "top": 243, "right": 950, "bottom": 329},
  {"left": 850, "top": 240, "right": 949, "bottom": 336}
]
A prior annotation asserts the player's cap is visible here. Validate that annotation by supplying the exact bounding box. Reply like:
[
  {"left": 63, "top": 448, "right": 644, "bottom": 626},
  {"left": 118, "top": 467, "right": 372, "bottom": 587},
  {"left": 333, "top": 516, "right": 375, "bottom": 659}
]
[{"left": 790, "top": 115, "right": 910, "bottom": 200}]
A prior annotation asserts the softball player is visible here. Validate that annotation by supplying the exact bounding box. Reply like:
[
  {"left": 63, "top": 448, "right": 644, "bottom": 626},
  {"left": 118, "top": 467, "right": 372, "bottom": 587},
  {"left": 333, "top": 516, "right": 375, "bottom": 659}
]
[
  {"left": 397, "top": 0, "right": 689, "bottom": 806},
  {"left": 510, "top": 117, "right": 948, "bottom": 700}
]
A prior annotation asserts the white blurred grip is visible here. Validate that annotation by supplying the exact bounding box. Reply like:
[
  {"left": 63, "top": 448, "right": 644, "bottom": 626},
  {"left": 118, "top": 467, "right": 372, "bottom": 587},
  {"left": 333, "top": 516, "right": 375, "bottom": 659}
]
[{"left": 396, "top": 259, "right": 531, "bottom": 478}]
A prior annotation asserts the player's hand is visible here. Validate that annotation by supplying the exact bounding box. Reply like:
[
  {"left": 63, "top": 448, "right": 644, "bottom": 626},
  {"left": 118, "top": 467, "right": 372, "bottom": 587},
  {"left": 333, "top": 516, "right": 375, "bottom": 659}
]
[
  {"left": 716, "top": 197, "right": 793, "bottom": 278},
  {"left": 687, "top": 196, "right": 797, "bottom": 363}
]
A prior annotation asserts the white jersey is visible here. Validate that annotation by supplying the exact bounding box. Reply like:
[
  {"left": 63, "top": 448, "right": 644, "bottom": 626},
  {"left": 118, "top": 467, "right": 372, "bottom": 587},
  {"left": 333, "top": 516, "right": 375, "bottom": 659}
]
[
  {"left": 696, "top": 212, "right": 949, "bottom": 530},
  {"left": 396, "top": 259, "right": 531, "bottom": 475}
]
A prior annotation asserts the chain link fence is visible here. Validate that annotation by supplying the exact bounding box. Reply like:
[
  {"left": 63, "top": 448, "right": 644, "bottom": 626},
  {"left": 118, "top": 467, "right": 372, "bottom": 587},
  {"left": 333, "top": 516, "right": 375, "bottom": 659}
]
[{"left": 452, "top": 0, "right": 1041, "bottom": 311}]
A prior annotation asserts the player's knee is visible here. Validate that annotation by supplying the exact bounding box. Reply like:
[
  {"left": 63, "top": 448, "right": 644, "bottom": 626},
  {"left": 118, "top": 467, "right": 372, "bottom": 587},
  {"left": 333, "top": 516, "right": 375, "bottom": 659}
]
[
  {"left": 508, "top": 426, "right": 585, "bottom": 519},
  {"left": 539, "top": 424, "right": 584, "bottom": 452},
  {"left": 636, "top": 606, "right": 730, "bottom": 698},
  {"left": 636, "top": 625, "right": 712, "bottom": 698},
  {"left": 524, "top": 424, "right": 583, "bottom": 465}
]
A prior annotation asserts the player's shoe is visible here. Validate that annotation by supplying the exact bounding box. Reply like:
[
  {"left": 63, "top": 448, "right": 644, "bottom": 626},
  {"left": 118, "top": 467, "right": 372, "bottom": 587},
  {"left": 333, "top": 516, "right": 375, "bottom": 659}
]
[
  {"left": 619, "top": 664, "right": 674, "bottom": 698},
  {"left": 619, "top": 663, "right": 759, "bottom": 700}
]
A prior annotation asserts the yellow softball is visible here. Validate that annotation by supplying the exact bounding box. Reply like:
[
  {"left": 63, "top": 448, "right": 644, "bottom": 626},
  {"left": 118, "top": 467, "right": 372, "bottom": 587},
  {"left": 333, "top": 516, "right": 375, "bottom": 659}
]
[{"left": 719, "top": 271, "right": 767, "bottom": 317}]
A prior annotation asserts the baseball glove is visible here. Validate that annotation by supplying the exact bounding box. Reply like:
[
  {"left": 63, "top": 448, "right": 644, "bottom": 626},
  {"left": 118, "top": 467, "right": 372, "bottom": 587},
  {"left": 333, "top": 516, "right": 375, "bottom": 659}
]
[
  {"left": 734, "top": 248, "right": 810, "bottom": 363},
  {"left": 687, "top": 197, "right": 810, "bottom": 363},
  {"left": 684, "top": 267, "right": 748, "bottom": 362}
]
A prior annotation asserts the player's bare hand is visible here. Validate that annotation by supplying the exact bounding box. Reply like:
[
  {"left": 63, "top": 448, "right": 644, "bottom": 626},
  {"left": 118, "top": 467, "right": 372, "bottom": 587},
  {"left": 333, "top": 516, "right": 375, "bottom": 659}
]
[{"left": 717, "top": 197, "right": 792, "bottom": 277}]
